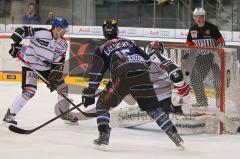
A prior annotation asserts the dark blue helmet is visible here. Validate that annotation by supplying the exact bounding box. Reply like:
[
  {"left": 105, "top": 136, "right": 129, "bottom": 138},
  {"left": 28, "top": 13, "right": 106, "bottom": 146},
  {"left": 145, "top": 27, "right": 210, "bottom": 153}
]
[{"left": 51, "top": 17, "right": 69, "bottom": 28}]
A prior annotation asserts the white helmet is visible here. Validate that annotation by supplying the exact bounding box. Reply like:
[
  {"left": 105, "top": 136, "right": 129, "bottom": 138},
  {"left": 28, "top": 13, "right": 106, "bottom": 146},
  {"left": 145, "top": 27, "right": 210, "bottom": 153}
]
[{"left": 193, "top": 8, "right": 206, "bottom": 19}]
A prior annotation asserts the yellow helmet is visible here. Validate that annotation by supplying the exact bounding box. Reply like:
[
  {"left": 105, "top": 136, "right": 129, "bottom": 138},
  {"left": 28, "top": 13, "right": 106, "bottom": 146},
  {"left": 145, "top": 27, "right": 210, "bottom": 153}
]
[{"left": 102, "top": 19, "right": 118, "bottom": 39}]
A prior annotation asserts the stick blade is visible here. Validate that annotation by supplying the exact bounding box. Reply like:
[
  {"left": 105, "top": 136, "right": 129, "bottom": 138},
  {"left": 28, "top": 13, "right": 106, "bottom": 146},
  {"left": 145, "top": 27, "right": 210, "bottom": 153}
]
[{"left": 8, "top": 125, "right": 32, "bottom": 135}]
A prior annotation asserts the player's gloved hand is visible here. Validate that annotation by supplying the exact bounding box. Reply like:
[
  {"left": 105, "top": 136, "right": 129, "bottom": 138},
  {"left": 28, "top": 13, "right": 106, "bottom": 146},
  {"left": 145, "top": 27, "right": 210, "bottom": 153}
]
[
  {"left": 48, "top": 69, "right": 64, "bottom": 91},
  {"left": 171, "top": 81, "right": 190, "bottom": 106},
  {"left": 82, "top": 87, "right": 96, "bottom": 107},
  {"left": 9, "top": 43, "right": 22, "bottom": 58},
  {"left": 56, "top": 82, "right": 68, "bottom": 94},
  {"left": 147, "top": 41, "right": 164, "bottom": 54}
]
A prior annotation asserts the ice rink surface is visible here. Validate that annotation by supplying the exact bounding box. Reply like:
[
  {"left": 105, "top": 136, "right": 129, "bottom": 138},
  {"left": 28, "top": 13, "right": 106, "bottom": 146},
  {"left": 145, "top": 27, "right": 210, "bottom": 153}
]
[{"left": 0, "top": 81, "right": 240, "bottom": 159}]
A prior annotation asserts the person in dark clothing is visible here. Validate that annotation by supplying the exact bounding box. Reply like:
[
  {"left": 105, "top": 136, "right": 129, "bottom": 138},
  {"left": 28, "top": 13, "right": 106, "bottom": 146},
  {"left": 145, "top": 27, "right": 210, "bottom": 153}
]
[
  {"left": 82, "top": 19, "right": 189, "bottom": 151},
  {"left": 186, "top": 7, "right": 225, "bottom": 112}
]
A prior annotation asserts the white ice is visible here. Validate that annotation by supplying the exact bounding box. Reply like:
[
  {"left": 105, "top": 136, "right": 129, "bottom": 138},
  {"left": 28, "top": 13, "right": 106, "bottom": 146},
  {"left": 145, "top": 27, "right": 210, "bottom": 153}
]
[{"left": 0, "top": 81, "right": 240, "bottom": 159}]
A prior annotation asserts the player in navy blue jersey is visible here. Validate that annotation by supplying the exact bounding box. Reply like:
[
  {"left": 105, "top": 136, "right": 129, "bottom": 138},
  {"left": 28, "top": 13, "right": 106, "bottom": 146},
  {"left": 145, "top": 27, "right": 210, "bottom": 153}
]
[{"left": 82, "top": 19, "right": 189, "bottom": 150}]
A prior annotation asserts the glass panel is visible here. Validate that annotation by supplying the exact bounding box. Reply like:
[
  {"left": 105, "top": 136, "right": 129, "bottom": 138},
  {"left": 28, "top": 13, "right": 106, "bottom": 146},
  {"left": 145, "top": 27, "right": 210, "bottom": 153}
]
[{"left": 0, "top": 0, "right": 238, "bottom": 31}]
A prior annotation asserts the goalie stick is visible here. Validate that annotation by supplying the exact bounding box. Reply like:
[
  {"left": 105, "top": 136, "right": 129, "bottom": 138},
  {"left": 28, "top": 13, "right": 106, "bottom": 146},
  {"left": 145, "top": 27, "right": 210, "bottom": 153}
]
[{"left": 8, "top": 102, "right": 84, "bottom": 135}]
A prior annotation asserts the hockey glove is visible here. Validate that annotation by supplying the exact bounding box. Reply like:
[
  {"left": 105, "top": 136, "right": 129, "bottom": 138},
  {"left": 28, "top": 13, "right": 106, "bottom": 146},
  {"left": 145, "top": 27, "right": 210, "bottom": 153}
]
[
  {"left": 48, "top": 69, "right": 64, "bottom": 91},
  {"left": 82, "top": 87, "right": 96, "bottom": 107},
  {"left": 9, "top": 43, "right": 22, "bottom": 58},
  {"left": 171, "top": 81, "right": 190, "bottom": 106},
  {"left": 56, "top": 82, "right": 68, "bottom": 94}
]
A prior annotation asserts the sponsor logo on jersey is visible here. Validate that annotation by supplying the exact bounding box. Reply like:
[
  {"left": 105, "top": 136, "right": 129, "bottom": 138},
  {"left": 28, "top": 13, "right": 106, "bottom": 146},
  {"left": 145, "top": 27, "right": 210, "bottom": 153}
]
[
  {"left": 205, "top": 29, "right": 210, "bottom": 35},
  {"left": 36, "top": 39, "right": 49, "bottom": 47},
  {"left": 127, "top": 54, "right": 145, "bottom": 62},
  {"left": 27, "top": 71, "right": 39, "bottom": 80},
  {"left": 190, "top": 30, "right": 198, "bottom": 38}
]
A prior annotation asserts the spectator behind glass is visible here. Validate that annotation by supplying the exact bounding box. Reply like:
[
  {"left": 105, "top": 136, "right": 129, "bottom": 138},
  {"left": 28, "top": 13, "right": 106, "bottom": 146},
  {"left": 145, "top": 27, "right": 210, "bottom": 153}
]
[
  {"left": 45, "top": 11, "right": 55, "bottom": 25},
  {"left": 22, "top": 3, "right": 41, "bottom": 24}
]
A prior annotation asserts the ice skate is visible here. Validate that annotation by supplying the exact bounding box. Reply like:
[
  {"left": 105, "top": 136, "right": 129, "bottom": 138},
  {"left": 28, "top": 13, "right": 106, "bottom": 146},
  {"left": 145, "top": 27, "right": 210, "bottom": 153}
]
[
  {"left": 93, "top": 131, "right": 110, "bottom": 151},
  {"left": 61, "top": 112, "right": 78, "bottom": 125},
  {"left": 2, "top": 109, "right": 17, "bottom": 127},
  {"left": 166, "top": 128, "right": 185, "bottom": 150}
]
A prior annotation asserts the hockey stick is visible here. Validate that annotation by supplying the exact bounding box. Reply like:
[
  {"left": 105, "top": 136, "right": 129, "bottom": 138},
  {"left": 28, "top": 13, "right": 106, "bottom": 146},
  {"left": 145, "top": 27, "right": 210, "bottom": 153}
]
[
  {"left": 8, "top": 102, "right": 84, "bottom": 135},
  {"left": 16, "top": 54, "right": 97, "bottom": 118}
]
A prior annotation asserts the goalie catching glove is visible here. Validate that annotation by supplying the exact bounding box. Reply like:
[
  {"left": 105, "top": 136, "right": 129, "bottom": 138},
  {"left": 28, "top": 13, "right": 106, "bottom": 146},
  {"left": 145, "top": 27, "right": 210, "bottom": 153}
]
[{"left": 171, "top": 81, "right": 190, "bottom": 106}]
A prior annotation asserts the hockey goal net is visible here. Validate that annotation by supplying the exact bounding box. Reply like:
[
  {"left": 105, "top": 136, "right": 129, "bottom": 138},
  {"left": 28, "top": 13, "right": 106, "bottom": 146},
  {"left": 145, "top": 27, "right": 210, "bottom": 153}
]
[{"left": 163, "top": 44, "right": 240, "bottom": 134}]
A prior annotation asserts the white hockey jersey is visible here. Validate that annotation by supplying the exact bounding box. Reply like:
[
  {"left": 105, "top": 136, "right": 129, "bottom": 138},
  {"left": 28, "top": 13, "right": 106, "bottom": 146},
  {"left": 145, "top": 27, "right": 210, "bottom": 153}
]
[
  {"left": 148, "top": 53, "right": 173, "bottom": 101},
  {"left": 12, "top": 26, "right": 68, "bottom": 71}
]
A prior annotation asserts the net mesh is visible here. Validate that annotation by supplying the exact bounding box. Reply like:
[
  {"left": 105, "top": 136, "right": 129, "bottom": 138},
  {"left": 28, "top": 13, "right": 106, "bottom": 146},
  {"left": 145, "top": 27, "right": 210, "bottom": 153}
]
[{"left": 164, "top": 44, "right": 240, "bottom": 133}]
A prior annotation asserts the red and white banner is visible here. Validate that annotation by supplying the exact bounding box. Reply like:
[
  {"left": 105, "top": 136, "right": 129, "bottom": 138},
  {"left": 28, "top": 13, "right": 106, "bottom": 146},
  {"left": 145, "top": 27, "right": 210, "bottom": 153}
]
[
  {"left": 119, "top": 27, "right": 144, "bottom": 37},
  {"left": 143, "top": 28, "right": 175, "bottom": 38},
  {"left": 220, "top": 31, "right": 232, "bottom": 42},
  {"left": 73, "top": 26, "right": 102, "bottom": 35},
  {"left": 175, "top": 29, "right": 189, "bottom": 39},
  {"left": 232, "top": 31, "right": 240, "bottom": 42}
]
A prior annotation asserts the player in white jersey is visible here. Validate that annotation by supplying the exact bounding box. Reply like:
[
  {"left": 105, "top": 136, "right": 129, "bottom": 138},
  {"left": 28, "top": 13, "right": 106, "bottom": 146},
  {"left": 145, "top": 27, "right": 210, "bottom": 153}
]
[
  {"left": 2, "top": 17, "right": 78, "bottom": 126},
  {"left": 146, "top": 41, "right": 190, "bottom": 114}
]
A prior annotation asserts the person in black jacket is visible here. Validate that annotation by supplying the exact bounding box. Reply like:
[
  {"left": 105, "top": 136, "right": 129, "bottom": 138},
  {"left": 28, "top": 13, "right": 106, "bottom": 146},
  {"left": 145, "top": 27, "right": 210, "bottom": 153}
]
[{"left": 186, "top": 8, "right": 225, "bottom": 111}]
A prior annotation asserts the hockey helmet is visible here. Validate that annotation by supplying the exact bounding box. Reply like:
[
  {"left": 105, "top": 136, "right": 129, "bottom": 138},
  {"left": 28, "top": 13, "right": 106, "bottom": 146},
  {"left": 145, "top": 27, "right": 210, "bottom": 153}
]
[
  {"left": 102, "top": 19, "right": 118, "bottom": 39},
  {"left": 146, "top": 41, "right": 164, "bottom": 55},
  {"left": 51, "top": 17, "right": 69, "bottom": 29},
  {"left": 193, "top": 8, "right": 206, "bottom": 19}
]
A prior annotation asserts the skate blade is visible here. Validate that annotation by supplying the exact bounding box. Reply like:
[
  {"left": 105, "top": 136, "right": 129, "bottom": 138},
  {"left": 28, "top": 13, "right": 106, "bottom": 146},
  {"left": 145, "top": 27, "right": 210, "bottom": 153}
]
[
  {"left": 176, "top": 142, "right": 185, "bottom": 151},
  {"left": 94, "top": 144, "right": 108, "bottom": 151},
  {"left": 1, "top": 121, "right": 17, "bottom": 128},
  {"left": 63, "top": 120, "right": 79, "bottom": 125}
]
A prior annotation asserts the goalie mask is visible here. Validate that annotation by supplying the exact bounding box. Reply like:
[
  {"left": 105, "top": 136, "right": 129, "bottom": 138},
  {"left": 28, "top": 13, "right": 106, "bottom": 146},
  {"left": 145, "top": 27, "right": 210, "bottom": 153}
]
[
  {"left": 146, "top": 41, "right": 164, "bottom": 55},
  {"left": 102, "top": 19, "right": 118, "bottom": 40}
]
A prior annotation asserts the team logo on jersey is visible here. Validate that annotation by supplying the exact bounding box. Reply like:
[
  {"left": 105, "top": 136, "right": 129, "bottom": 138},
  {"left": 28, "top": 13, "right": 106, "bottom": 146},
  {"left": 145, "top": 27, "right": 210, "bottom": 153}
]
[
  {"left": 26, "top": 71, "right": 38, "bottom": 86},
  {"left": 205, "top": 29, "right": 210, "bottom": 35},
  {"left": 190, "top": 30, "right": 197, "bottom": 38}
]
